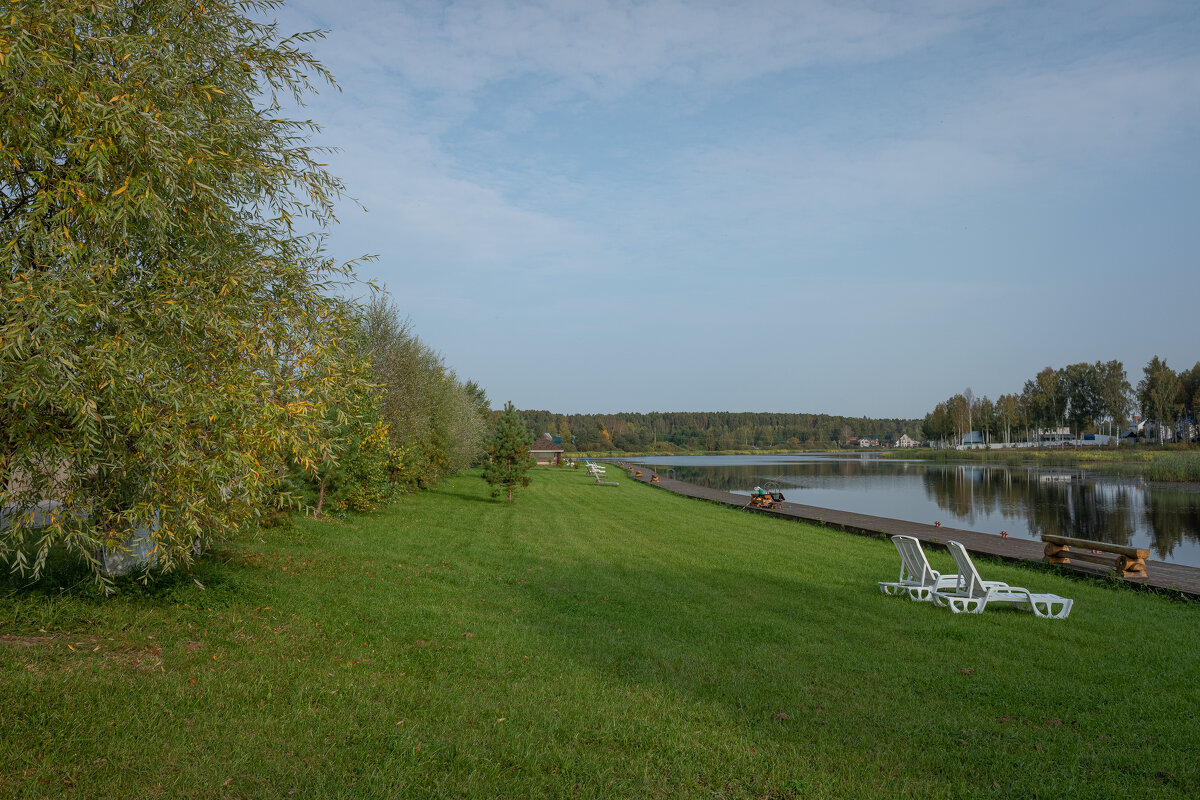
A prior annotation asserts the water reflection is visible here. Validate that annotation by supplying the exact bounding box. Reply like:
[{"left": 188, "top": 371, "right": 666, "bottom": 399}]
[{"left": 626, "top": 455, "right": 1200, "bottom": 567}]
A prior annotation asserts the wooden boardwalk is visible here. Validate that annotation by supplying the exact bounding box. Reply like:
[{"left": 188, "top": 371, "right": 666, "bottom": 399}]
[{"left": 624, "top": 466, "right": 1200, "bottom": 599}]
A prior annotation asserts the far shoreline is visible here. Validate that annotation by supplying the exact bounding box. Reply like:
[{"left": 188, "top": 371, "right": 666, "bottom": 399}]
[{"left": 566, "top": 445, "right": 1200, "bottom": 483}]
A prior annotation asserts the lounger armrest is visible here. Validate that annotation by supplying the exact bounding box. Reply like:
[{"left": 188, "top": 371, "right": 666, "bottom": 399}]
[{"left": 985, "top": 585, "right": 1034, "bottom": 603}]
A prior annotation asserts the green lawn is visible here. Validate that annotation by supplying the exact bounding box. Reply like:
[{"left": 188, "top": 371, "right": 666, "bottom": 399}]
[{"left": 2, "top": 467, "right": 1197, "bottom": 799}]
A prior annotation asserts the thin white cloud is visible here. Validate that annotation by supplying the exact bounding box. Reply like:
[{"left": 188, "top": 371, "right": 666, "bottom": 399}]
[
  {"left": 287, "top": 0, "right": 975, "bottom": 100},
  {"left": 319, "top": 119, "right": 600, "bottom": 273},
  {"left": 956, "top": 55, "right": 1200, "bottom": 162},
  {"left": 596, "top": 45, "right": 1200, "bottom": 263}
]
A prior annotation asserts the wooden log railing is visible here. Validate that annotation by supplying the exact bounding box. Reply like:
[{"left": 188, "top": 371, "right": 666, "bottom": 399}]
[{"left": 1042, "top": 534, "right": 1149, "bottom": 578}]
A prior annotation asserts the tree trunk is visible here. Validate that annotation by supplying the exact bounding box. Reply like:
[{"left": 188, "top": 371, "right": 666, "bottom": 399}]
[{"left": 315, "top": 474, "right": 327, "bottom": 518}]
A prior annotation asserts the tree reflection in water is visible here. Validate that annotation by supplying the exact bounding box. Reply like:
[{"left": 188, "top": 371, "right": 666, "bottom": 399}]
[{"left": 629, "top": 455, "right": 1200, "bottom": 566}]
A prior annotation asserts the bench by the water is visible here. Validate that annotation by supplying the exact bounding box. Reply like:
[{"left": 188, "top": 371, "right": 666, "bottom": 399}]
[{"left": 1042, "top": 534, "right": 1148, "bottom": 578}]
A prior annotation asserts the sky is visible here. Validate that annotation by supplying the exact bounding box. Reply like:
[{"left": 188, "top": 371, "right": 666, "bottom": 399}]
[{"left": 263, "top": 0, "right": 1200, "bottom": 419}]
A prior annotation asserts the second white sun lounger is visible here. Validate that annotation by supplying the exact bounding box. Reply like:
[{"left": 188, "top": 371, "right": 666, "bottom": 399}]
[{"left": 932, "top": 540, "right": 1073, "bottom": 619}]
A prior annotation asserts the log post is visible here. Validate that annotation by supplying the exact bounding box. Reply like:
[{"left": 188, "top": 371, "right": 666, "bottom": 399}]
[
  {"left": 1116, "top": 554, "right": 1147, "bottom": 577},
  {"left": 1043, "top": 542, "right": 1071, "bottom": 564}
]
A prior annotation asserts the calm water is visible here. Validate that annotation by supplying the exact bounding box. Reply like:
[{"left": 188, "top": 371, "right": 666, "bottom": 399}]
[{"left": 624, "top": 454, "right": 1200, "bottom": 568}]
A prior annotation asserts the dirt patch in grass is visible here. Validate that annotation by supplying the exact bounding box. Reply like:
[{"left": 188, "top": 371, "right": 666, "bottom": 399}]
[
  {"left": 1, "top": 633, "right": 164, "bottom": 671},
  {"left": 0, "top": 634, "right": 55, "bottom": 648}
]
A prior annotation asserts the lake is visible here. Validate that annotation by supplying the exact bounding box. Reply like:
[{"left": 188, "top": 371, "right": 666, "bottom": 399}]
[{"left": 623, "top": 454, "right": 1200, "bottom": 568}]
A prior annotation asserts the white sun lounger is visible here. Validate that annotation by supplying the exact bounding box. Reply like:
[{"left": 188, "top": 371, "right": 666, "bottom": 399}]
[
  {"left": 932, "top": 540, "right": 1073, "bottom": 619},
  {"left": 879, "top": 535, "right": 967, "bottom": 601}
]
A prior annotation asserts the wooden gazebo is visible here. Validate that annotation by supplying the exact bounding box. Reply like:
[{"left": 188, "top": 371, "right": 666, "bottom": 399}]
[{"left": 530, "top": 434, "right": 565, "bottom": 466}]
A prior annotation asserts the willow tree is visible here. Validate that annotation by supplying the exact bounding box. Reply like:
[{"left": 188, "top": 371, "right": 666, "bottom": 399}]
[{"left": 0, "top": 1, "right": 366, "bottom": 586}]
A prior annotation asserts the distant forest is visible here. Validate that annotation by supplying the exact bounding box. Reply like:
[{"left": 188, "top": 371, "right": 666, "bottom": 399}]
[{"left": 514, "top": 410, "right": 921, "bottom": 452}]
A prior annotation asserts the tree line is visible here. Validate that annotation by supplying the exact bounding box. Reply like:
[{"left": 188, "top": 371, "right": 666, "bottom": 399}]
[
  {"left": 514, "top": 410, "right": 921, "bottom": 452},
  {"left": 0, "top": 3, "right": 489, "bottom": 588},
  {"left": 922, "top": 357, "right": 1200, "bottom": 447},
  {"left": 279, "top": 294, "right": 492, "bottom": 522}
]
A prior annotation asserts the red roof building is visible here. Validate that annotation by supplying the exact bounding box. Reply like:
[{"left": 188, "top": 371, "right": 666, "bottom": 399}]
[{"left": 530, "top": 434, "right": 564, "bottom": 465}]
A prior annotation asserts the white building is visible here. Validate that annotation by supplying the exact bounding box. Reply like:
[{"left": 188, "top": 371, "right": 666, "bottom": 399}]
[{"left": 1036, "top": 426, "right": 1072, "bottom": 444}]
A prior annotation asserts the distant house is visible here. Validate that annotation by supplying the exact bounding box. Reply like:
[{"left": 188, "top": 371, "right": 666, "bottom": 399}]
[
  {"left": 1083, "top": 434, "right": 1117, "bottom": 445},
  {"left": 962, "top": 431, "right": 984, "bottom": 445},
  {"left": 1146, "top": 419, "right": 1174, "bottom": 443},
  {"left": 530, "top": 434, "right": 564, "bottom": 466},
  {"left": 1035, "top": 427, "right": 1071, "bottom": 444},
  {"left": 1121, "top": 415, "right": 1179, "bottom": 442},
  {"left": 895, "top": 433, "right": 920, "bottom": 448},
  {"left": 858, "top": 437, "right": 880, "bottom": 448}
]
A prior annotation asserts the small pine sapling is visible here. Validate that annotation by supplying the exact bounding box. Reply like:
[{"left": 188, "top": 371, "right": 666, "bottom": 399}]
[{"left": 483, "top": 402, "right": 536, "bottom": 502}]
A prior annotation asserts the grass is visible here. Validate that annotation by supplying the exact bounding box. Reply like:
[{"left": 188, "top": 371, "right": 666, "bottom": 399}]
[
  {"left": 2, "top": 467, "right": 1198, "bottom": 798},
  {"left": 1143, "top": 452, "right": 1200, "bottom": 482}
]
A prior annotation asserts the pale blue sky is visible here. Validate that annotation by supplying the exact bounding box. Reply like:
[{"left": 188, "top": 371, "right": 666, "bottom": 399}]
[{"left": 267, "top": 0, "right": 1199, "bottom": 419}]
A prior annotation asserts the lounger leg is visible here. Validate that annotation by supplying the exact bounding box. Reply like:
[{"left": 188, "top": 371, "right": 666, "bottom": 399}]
[
  {"left": 946, "top": 597, "right": 983, "bottom": 614},
  {"left": 1047, "top": 598, "right": 1072, "bottom": 619},
  {"left": 1027, "top": 597, "right": 1072, "bottom": 619}
]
